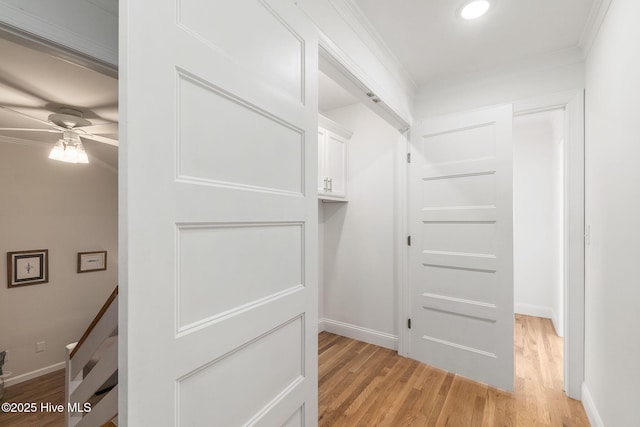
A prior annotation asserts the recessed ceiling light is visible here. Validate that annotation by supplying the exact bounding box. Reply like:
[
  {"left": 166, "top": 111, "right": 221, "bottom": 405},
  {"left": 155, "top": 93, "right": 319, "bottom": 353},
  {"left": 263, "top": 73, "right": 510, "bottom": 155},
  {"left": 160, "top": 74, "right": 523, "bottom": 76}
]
[{"left": 460, "top": 0, "right": 490, "bottom": 20}]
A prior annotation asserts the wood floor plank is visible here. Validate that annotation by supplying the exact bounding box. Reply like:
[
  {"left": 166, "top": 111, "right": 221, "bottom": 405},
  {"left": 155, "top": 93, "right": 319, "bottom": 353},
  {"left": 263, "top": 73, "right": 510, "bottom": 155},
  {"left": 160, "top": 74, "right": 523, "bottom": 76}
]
[
  {"left": 1, "top": 315, "right": 589, "bottom": 426},
  {"left": 319, "top": 315, "right": 590, "bottom": 427},
  {"left": 0, "top": 370, "right": 65, "bottom": 427}
]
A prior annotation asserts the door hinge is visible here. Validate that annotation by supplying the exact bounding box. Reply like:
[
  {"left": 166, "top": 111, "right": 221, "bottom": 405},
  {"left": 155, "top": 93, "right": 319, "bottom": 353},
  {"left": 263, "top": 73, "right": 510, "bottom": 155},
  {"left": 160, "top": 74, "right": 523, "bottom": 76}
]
[
  {"left": 407, "top": 152, "right": 411, "bottom": 163},
  {"left": 407, "top": 235, "right": 411, "bottom": 246},
  {"left": 407, "top": 318, "right": 411, "bottom": 329}
]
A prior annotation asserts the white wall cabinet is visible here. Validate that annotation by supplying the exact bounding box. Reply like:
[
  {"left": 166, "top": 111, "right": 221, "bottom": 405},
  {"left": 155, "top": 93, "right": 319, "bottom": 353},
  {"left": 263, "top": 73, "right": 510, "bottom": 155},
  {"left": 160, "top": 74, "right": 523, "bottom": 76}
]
[{"left": 318, "top": 115, "right": 352, "bottom": 201}]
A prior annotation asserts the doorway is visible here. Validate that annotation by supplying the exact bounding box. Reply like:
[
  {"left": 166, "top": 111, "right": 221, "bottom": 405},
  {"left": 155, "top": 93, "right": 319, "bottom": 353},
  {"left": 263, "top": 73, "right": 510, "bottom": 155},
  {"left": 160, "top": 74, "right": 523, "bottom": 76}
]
[
  {"left": 316, "top": 56, "right": 406, "bottom": 349},
  {"left": 513, "top": 108, "right": 565, "bottom": 337},
  {"left": 514, "top": 92, "right": 586, "bottom": 400},
  {"left": 513, "top": 108, "right": 567, "bottom": 402},
  {"left": 0, "top": 31, "right": 119, "bottom": 427}
]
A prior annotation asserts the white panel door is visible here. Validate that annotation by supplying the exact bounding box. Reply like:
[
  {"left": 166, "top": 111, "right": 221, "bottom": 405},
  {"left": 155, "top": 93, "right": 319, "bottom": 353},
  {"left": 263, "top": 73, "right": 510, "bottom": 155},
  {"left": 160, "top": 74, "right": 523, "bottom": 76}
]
[
  {"left": 121, "top": 0, "right": 318, "bottom": 425},
  {"left": 409, "top": 105, "right": 514, "bottom": 391}
]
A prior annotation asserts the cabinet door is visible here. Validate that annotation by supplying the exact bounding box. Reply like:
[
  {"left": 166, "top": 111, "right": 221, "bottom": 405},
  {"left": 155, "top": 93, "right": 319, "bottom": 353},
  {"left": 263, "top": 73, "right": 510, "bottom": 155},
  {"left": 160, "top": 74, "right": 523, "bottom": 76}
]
[
  {"left": 325, "top": 131, "right": 347, "bottom": 197},
  {"left": 318, "top": 127, "right": 327, "bottom": 194}
]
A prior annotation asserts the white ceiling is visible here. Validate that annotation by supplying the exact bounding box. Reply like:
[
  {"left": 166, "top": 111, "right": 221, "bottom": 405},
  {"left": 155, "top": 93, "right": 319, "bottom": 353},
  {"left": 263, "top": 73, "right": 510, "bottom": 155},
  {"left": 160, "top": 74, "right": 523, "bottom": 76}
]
[
  {"left": 354, "top": 0, "right": 596, "bottom": 84},
  {"left": 0, "top": 36, "right": 118, "bottom": 168},
  {"left": 0, "top": 1, "right": 593, "bottom": 160}
]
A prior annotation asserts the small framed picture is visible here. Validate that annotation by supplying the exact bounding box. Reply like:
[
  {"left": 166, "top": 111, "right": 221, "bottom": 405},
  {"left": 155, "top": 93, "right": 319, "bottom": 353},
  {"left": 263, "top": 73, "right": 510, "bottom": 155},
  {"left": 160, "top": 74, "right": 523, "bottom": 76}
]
[
  {"left": 7, "top": 249, "right": 49, "bottom": 288},
  {"left": 77, "top": 251, "right": 107, "bottom": 273}
]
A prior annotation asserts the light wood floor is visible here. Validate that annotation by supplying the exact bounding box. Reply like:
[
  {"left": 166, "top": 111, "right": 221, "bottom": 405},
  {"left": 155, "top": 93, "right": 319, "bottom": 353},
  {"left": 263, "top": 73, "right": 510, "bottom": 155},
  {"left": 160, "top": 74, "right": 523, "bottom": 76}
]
[
  {"left": 319, "top": 314, "right": 589, "bottom": 426},
  {"left": 1, "top": 315, "right": 588, "bottom": 426},
  {"left": 0, "top": 369, "right": 65, "bottom": 427}
]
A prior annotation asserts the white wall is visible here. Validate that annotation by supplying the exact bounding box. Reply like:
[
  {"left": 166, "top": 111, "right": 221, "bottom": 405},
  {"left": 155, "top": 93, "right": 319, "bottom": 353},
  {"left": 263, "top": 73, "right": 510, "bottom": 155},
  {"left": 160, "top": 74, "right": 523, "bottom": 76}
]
[
  {"left": 414, "top": 50, "right": 584, "bottom": 118},
  {"left": 513, "top": 111, "right": 564, "bottom": 336},
  {"left": 0, "top": 142, "right": 118, "bottom": 384},
  {"left": 583, "top": 0, "right": 640, "bottom": 425},
  {"left": 299, "top": 0, "right": 415, "bottom": 124},
  {"left": 319, "top": 103, "right": 399, "bottom": 348}
]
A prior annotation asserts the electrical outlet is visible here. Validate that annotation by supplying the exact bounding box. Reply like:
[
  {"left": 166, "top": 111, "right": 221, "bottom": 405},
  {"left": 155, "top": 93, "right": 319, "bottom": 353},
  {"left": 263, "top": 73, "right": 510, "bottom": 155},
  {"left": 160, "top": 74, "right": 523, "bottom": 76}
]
[{"left": 36, "top": 341, "right": 46, "bottom": 353}]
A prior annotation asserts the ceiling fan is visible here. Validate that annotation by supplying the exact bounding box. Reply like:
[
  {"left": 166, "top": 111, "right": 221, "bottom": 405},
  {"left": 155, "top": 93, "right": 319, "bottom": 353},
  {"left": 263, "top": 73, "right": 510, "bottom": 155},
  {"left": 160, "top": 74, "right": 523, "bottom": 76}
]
[{"left": 0, "top": 105, "right": 118, "bottom": 164}]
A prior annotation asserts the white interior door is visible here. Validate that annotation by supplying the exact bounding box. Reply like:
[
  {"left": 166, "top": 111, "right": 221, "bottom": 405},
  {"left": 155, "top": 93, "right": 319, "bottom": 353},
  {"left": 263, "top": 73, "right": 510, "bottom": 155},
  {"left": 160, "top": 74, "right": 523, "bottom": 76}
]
[
  {"left": 121, "top": 0, "right": 318, "bottom": 425},
  {"left": 408, "top": 105, "right": 514, "bottom": 391}
]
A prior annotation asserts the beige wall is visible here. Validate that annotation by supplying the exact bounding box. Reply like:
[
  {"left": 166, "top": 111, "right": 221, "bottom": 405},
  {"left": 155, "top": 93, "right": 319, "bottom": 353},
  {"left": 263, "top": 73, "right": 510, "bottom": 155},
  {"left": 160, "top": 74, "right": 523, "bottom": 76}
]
[{"left": 0, "top": 141, "right": 117, "bottom": 383}]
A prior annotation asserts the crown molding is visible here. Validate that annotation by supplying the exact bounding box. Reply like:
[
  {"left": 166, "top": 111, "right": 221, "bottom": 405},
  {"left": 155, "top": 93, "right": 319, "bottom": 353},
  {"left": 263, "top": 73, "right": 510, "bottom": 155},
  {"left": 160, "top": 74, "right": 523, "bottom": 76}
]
[
  {"left": 0, "top": 1, "right": 118, "bottom": 67},
  {"left": 301, "top": 0, "right": 414, "bottom": 124},
  {"left": 85, "top": 0, "right": 118, "bottom": 16},
  {"left": 419, "top": 46, "right": 585, "bottom": 91},
  {"left": 579, "top": 0, "right": 614, "bottom": 57},
  {"left": 329, "top": 0, "right": 418, "bottom": 92},
  {"left": 318, "top": 42, "right": 412, "bottom": 128}
]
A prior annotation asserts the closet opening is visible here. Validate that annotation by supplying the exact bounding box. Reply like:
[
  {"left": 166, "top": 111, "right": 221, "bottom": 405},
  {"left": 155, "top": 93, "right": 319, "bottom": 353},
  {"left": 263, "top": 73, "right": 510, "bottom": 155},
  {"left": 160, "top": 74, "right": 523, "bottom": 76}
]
[
  {"left": 316, "top": 57, "right": 406, "bottom": 344},
  {"left": 316, "top": 45, "right": 412, "bottom": 425}
]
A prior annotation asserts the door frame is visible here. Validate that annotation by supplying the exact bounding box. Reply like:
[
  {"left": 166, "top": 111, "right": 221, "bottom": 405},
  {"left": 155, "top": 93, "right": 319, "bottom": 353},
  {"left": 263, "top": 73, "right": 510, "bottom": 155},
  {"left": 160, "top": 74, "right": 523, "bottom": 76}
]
[
  {"left": 318, "top": 37, "right": 411, "bottom": 353},
  {"left": 398, "top": 90, "right": 585, "bottom": 400}
]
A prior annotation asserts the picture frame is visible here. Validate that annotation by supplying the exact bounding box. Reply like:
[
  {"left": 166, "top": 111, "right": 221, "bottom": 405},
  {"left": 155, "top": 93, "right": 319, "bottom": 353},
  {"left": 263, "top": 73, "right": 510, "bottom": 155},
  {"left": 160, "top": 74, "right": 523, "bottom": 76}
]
[
  {"left": 77, "top": 251, "right": 107, "bottom": 273},
  {"left": 7, "top": 249, "right": 49, "bottom": 288}
]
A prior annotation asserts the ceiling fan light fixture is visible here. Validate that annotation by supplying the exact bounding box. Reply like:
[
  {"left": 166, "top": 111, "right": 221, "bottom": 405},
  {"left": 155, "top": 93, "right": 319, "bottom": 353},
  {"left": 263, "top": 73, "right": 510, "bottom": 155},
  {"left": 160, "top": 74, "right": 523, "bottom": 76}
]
[
  {"left": 48, "top": 131, "right": 89, "bottom": 164},
  {"left": 48, "top": 140, "right": 66, "bottom": 162},
  {"left": 460, "top": 0, "right": 490, "bottom": 20},
  {"left": 73, "top": 140, "right": 89, "bottom": 164}
]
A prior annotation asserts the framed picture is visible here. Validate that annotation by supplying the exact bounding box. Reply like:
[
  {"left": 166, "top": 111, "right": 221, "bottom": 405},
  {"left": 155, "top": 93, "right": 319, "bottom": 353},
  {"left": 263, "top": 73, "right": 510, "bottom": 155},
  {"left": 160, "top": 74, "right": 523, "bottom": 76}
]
[
  {"left": 7, "top": 249, "right": 49, "bottom": 288},
  {"left": 77, "top": 251, "right": 107, "bottom": 273}
]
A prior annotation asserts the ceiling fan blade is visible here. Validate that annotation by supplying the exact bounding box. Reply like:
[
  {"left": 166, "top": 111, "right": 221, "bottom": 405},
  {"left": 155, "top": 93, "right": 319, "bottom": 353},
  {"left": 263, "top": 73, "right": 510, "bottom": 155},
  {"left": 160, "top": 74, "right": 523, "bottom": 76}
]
[
  {"left": 80, "top": 133, "right": 119, "bottom": 147},
  {"left": 0, "top": 127, "right": 58, "bottom": 132},
  {"left": 0, "top": 134, "right": 53, "bottom": 148},
  {"left": 0, "top": 73, "right": 50, "bottom": 105},
  {"left": 78, "top": 123, "right": 119, "bottom": 134},
  {"left": 0, "top": 104, "right": 49, "bottom": 113},
  {"left": 0, "top": 105, "right": 57, "bottom": 128}
]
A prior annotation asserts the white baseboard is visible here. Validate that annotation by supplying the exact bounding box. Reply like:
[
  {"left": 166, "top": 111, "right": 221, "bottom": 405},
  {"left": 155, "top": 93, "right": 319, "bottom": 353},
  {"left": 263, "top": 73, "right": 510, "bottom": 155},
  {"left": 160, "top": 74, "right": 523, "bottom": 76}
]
[
  {"left": 515, "top": 303, "right": 554, "bottom": 319},
  {"left": 582, "top": 382, "right": 605, "bottom": 427},
  {"left": 4, "top": 361, "right": 65, "bottom": 387},
  {"left": 318, "top": 318, "right": 398, "bottom": 350},
  {"left": 515, "top": 304, "right": 564, "bottom": 337},
  {"left": 318, "top": 318, "right": 327, "bottom": 333},
  {"left": 550, "top": 310, "right": 563, "bottom": 338}
]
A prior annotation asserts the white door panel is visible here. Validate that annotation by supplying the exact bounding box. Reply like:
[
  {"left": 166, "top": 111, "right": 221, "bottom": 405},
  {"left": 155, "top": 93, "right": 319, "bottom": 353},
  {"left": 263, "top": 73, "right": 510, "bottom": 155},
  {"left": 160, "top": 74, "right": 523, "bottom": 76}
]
[
  {"left": 409, "top": 105, "right": 514, "bottom": 391},
  {"left": 121, "top": 0, "right": 318, "bottom": 424}
]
